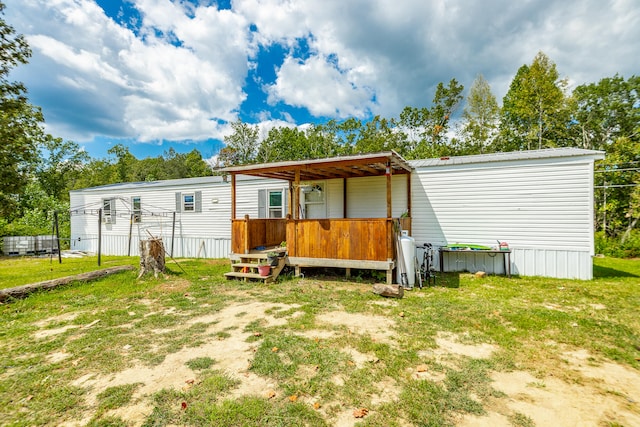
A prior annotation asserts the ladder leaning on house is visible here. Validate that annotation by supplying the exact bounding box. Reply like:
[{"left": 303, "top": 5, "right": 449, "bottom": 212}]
[{"left": 224, "top": 253, "right": 287, "bottom": 284}]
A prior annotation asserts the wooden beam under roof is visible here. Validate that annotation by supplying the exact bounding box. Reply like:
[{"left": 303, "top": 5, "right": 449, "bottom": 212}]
[{"left": 220, "top": 151, "right": 412, "bottom": 182}]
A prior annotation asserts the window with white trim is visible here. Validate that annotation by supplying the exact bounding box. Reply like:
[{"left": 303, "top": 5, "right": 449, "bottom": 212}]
[
  {"left": 102, "top": 198, "right": 116, "bottom": 224},
  {"left": 183, "top": 193, "right": 195, "bottom": 212},
  {"left": 132, "top": 196, "right": 141, "bottom": 223},
  {"left": 258, "top": 188, "right": 288, "bottom": 218},
  {"left": 175, "top": 191, "right": 202, "bottom": 213}
]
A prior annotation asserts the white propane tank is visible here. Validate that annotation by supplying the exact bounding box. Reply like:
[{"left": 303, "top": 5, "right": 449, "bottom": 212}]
[{"left": 396, "top": 230, "right": 416, "bottom": 288}]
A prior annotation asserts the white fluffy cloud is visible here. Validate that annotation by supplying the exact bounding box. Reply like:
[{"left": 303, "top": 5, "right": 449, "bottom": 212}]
[
  {"left": 4, "top": 0, "right": 640, "bottom": 152},
  {"left": 267, "top": 55, "right": 374, "bottom": 118}
]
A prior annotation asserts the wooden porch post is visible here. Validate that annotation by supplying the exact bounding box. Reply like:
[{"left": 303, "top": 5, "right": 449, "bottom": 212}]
[
  {"left": 243, "top": 214, "right": 250, "bottom": 254},
  {"left": 231, "top": 174, "right": 237, "bottom": 220},
  {"left": 294, "top": 169, "right": 300, "bottom": 220},
  {"left": 386, "top": 161, "right": 392, "bottom": 218},
  {"left": 386, "top": 162, "right": 394, "bottom": 285},
  {"left": 292, "top": 170, "right": 300, "bottom": 261}
]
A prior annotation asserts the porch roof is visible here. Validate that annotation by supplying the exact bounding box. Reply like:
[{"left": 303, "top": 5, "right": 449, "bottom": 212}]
[{"left": 220, "top": 151, "right": 413, "bottom": 181}]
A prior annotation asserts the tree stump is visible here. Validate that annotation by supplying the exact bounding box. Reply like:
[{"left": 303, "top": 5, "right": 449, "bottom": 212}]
[{"left": 138, "top": 238, "right": 166, "bottom": 278}]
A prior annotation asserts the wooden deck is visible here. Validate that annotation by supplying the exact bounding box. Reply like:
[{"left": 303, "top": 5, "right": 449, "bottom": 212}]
[{"left": 230, "top": 217, "right": 410, "bottom": 284}]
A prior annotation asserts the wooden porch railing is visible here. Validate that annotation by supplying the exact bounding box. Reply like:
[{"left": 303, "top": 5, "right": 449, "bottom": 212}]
[
  {"left": 231, "top": 216, "right": 287, "bottom": 254},
  {"left": 286, "top": 218, "right": 392, "bottom": 261},
  {"left": 232, "top": 216, "right": 412, "bottom": 262}
]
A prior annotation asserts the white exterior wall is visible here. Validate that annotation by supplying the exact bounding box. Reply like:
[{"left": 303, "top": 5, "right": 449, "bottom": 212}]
[
  {"left": 411, "top": 156, "right": 597, "bottom": 280},
  {"left": 70, "top": 176, "right": 286, "bottom": 258},
  {"left": 346, "top": 175, "right": 409, "bottom": 218},
  {"left": 69, "top": 149, "right": 601, "bottom": 280}
]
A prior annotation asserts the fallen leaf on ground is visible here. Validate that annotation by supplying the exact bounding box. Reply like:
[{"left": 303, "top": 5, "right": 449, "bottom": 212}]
[
  {"left": 271, "top": 347, "right": 279, "bottom": 352},
  {"left": 185, "top": 379, "right": 195, "bottom": 384},
  {"left": 289, "top": 394, "right": 298, "bottom": 402},
  {"left": 353, "top": 408, "right": 368, "bottom": 418},
  {"left": 416, "top": 364, "right": 429, "bottom": 372},
  {"left": 253, "top": 332, "right": 262, "bottom": 337},
  {"left": 181, "top": 402, "right": 187, "bottom": 410},
  {"left": 313, "top": 402, "right": 321, "bottom": 410}
]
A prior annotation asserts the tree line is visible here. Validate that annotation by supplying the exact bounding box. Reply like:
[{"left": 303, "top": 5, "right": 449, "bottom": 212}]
[{"left": 0, "top": 2, "right": 637, "bottom": 254}]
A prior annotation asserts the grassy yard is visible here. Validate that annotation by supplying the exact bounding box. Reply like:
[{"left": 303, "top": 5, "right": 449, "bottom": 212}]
[
  {"left": 0, "top": 256, "right": 638, "bottom": 426},
  {"left": 0, "top": 255, "right": 138, "bottom": 289}
]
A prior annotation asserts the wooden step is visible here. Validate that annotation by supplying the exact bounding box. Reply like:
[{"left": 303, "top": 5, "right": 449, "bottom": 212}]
[
  {"left": 226, "top": 255, "right": 287, "bottom": 283},
  {"left": 231, "top": 262, "right": 264, "bottom": 268},
  {"left": 230, "top": 253, "right": 269, "bottom": 260},
  {"left": 224, "top": 271, "right": 274, "bottom": 283},
  {"left": 224, "top": 271, "right": 272, "bottom": 280}
]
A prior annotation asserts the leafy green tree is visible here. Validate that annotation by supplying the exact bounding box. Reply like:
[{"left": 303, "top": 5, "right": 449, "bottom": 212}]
[
  {"left": 571, "top": 75, "right": 640, "bottom": 150},
  {"left": 575, "top": 75, "right": 639, "bottom": 245},
  {"left": 458, "top": 74, "right": 500, "bottom": 154},
  {"left": 5, "top": 180, "right": 69, "bottom": 237},
  {"left": 36, "top": 135, "right": 89, "bottom": 200},
  {"left": 0, "top": 2, "right": 45, "bottom": 218},
  {"left": 256, "top": 126, "right": 311, "bottom": 162},
  {"left": 183, "top": 149, "right": 213, "bottom": 177},
  {"left": 304, "top": 123, "right": 342, "bottom": 158},
  {"left": 71, "top": 158, "right": 118, "bottom": 190},
  {"left": 107, "top": 144, "right": 137, "bottom": 182},
  {"left": 219, "top": 119, "right": 259, "bottom": 166},
  {"left": 398, "top": 78, "right": 464, "bottom": 158},
  {"left": 499, "top": 52, "right": 570, "bottom": 151},
  {"left": 503, "top": 52, "right": 570, "bottom": 150},
  {"left": 353, "top": 116, "right": 409, "bottom": 156}
]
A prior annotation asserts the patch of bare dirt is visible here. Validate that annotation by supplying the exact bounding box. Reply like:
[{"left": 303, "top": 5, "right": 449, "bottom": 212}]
[
  {"left": 33, "top": 312, "right": 79, "bottom": 328},
  {"left": 315, "top": 310, "right": 397, "bottom": 345},
  {"left": 155, "top": 278, "right": 190, "bottom": 293},
  {"left": 34, "top": 324, "right": 80, "bottom": 339},
  {"left": 71, "top": 301, "right": 303, "bottom": 425},
  {"left": 54, "top": 301, "right": 639, "bottom": 427},
  {"left": 458, "top": 349, "right": 640, "bottom": 427},
  {"left": 417, "top": 332, "right": 497, "bottom": 369},
  {"left": 343, "top": 346, "right": 379, "bottom": 368}
]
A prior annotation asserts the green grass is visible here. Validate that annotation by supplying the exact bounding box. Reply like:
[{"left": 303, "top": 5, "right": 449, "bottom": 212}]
[
  {"left": 0, "top": 255, "right": 138, "bottom": 289},
  {"left": 0, "top": 255, "right": 638, "bottom": 426}
]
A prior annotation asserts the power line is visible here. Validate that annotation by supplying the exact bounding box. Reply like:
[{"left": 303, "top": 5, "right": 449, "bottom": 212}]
[
  {"left": 595, "top": 167, "right": 640, "bottom": 173},
  {"left": 595, "top": 184, "right": 640, "bottom": 188}
]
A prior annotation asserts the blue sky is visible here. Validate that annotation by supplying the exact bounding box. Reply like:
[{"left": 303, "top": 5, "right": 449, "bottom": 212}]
[{"left": 5, "top": 0, "right": 640, "bottom": 163}]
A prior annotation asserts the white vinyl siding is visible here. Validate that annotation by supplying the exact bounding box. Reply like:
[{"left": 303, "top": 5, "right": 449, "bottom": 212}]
[
  {"left": 70, "top": 149, "right": 601, "bottom": 279},
  {"left": 411, "top": 157, "right": 597, "bottom": 279},
  {"left": 346, "top": 175, "right": 408, "bottom": 218}
]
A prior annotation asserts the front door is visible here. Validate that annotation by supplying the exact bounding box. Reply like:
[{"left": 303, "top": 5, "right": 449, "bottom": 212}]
[{"left": 303, "top": 183, "right": 326, "bottom": 219}]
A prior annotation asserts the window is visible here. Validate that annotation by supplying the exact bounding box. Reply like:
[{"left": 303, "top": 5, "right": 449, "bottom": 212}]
[
  {"left": 268, "top": 190, "right": 283, "bottom": 218},
  {"left": 132, "top": 196, "right": 141, "bottom": 223},
  {"left": 258, "top": 189, "right": 288, "bottom": 218},
  {"left": 175, "top": 191, "right": 202, "bottom": 213},
  {"left": 303, "top": 183, "right": 324, "bottom": 204},
  {"left": 102, "top": 198, "right": 116, "bottom": 224},
  {"left": 183, "top": 193, "right": 195, "bottom": 212}
]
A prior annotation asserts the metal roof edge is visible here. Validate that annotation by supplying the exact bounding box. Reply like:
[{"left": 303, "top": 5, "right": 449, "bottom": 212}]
[
  {"left": 69, "top": 174, "right": 276, "bottom": 193},
  {"left": 409, "top": 148, "right": 605, "bottom": 168}
]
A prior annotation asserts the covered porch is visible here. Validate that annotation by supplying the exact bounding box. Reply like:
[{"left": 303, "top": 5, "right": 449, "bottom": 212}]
[{"left": 223, "top": 151, "right": 413, "bottom": 284}]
